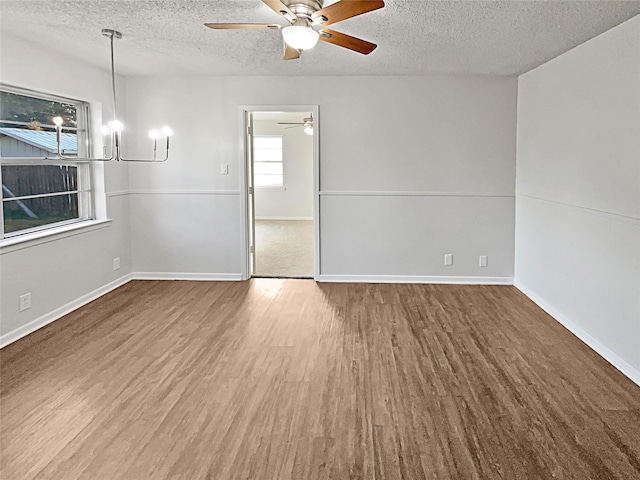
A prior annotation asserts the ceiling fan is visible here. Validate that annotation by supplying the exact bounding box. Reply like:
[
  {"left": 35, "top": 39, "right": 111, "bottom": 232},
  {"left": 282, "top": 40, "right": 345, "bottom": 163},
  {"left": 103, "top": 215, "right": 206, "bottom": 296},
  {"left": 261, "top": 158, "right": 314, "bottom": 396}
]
[
  {"left": 278, "top": 113, "right": 314, "bottom": 135},
  {"left": 205, "top": 0, "right": 385, "bottom": 60}
]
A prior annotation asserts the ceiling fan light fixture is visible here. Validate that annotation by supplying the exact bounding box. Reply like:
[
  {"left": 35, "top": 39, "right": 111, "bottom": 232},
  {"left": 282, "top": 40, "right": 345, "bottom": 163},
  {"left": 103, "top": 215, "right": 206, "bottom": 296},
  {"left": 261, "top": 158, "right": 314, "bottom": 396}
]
[
  {"left": 282, "top": 19, "right": 319, "bottom": 50},
  {"left": 304, "top": 124, "right": 314, "bottom": 136}
]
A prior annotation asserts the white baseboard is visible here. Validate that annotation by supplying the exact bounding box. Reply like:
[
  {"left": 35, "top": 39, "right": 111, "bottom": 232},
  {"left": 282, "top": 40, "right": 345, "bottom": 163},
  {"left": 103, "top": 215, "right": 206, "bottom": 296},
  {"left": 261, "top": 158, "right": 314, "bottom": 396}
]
[
  {"left": 317, "top": 274, "right": 513, "bottom": 285},
  {"left": 132, "top": 272, "right": 242, "bottom": 281},
  {"left": 0, "top": 273, "right": 133, "bottom": 349},
  {"left": 515, "top": 281, "right": 640, "bottom": 387},
  {"left": 255, "top": 216, "right": 314, "bottom": 221}
]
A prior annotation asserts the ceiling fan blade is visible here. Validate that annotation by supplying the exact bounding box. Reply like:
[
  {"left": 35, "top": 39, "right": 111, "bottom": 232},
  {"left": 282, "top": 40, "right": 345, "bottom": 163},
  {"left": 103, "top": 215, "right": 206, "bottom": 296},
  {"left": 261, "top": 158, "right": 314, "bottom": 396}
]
[
  {"left": 205, "top": 23, "right": 281, "bottom": 30},
  {"left": 319, "top": 29, "right": 377, "bottom": 55},
  {"left": 262, "top": 0, "right": 296, "bottom": 21},
  {"left": 284, "top": 42, "right": 300, "bottom": 60},
  {"left": 285, "top": 125, "right": 304, "bottom": 129},
  {"left": 278, "top": 122, "right": 304, "bottom": 125},
  {"left": 312, "top": 0, "right": 384, "bottom": 27}
]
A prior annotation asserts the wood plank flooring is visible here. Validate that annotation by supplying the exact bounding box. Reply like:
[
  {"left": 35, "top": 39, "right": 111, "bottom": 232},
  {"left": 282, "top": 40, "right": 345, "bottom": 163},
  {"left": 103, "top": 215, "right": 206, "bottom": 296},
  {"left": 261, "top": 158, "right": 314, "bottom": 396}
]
[{"left": 1, "top": 280, "right": 639, "bottom": 479}]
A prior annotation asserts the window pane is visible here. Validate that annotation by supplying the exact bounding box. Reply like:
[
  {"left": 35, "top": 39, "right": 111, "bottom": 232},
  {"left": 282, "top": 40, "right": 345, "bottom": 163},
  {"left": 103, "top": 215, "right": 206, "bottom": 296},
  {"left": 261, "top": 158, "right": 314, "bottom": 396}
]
[
  {"left": 253, "top": 136, "right": 282, "bottom": 149},
  {"left": 2, "top": 165, "right": 78, "bottom": 198},
  {"left": 254, "top": 162, "right": 283, "bottom": 175},
  {"left": 0, "top": 91, "right": 77, "bottom": 128},
  {"left": 0, "top": 128, "right": 77, "bottom": 157},
  {"left": 255, "top": 174, "right": 283, "bottom": 187},
  {"left": 1, "top": 90, "right": 79, "bottom": 158},
  {"left": 3, "top": 193, "right": 79, "bottom": 234},
  {"left": 1, "top": 88, "right": 91, "bottom": 239},
  {"left": 254, "top": 148, "right": 282, "bottom": 162}
]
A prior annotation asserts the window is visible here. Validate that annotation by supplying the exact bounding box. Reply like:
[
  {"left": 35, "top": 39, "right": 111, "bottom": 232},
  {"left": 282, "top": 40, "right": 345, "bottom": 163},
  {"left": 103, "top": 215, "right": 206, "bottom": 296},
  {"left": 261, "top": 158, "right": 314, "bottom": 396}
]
[
  {"left": 0, "top": 86, "right": 93, "bottom": 239},
  {"left": 253, "top": 135, "right": 283, "bottom": 188}
]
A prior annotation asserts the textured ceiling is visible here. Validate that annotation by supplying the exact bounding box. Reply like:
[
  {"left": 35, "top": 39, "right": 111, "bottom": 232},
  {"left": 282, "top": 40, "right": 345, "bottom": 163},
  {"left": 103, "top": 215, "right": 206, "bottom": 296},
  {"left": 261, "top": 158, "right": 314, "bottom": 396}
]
[{"left": 1, "top": 1, "right": 639, "bottom": 77}]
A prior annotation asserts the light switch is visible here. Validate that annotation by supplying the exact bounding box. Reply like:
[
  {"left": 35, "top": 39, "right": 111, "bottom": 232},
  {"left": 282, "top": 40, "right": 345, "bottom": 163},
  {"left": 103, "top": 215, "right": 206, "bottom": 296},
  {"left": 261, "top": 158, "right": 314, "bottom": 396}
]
[{"left": 221, "top": 164, "right": 228, "bottom": 175}]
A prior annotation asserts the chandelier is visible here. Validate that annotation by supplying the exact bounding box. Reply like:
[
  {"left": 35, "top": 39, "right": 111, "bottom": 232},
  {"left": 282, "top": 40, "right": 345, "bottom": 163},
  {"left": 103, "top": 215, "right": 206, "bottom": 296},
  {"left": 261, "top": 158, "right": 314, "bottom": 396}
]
[{"left": 52, "top": 29, "right": 172, "bottom": 162}]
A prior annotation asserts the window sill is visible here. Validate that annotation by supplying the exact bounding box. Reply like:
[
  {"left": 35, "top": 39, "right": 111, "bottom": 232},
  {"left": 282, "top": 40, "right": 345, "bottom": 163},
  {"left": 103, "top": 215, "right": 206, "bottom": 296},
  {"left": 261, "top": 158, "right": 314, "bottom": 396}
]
[{"left": 0, "top": 219, "right": 112, "bottom": 254}]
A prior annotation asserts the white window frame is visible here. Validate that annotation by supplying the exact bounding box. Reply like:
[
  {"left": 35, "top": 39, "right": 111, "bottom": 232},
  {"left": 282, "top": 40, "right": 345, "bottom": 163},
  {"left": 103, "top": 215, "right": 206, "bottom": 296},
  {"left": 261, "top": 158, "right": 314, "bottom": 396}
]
[
  {"left": 0, "top": 84, "right": 94, "bottom": 240},
  {"left": 253, "top": 134, "right": 284, "bottom": 189}
]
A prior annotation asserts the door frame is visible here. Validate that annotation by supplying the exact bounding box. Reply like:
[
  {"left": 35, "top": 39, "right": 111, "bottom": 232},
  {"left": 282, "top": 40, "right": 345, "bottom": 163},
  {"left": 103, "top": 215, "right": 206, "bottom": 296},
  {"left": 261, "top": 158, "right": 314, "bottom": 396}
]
[{"left": 239, "top": 105, "right": 320, "bottom": 280}]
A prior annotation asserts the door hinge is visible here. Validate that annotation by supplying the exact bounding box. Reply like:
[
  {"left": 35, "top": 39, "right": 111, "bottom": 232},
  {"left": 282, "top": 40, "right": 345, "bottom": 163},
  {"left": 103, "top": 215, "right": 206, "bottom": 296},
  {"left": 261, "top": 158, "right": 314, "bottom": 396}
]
[
  {"left": 247, "top": 125, "right": 253, "bottom": 135},
  {"left": 248, "top": 186, "right": 254, "bottom": 195},
  {"left": 249, "top": 246, "right": 254, "bottom": 254}
]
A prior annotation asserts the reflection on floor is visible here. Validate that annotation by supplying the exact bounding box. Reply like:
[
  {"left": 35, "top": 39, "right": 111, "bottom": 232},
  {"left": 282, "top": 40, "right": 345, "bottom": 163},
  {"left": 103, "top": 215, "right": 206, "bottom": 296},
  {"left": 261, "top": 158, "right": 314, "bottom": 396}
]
[{"left": 255, "top": 220, "right": 314, "bottom": 278}]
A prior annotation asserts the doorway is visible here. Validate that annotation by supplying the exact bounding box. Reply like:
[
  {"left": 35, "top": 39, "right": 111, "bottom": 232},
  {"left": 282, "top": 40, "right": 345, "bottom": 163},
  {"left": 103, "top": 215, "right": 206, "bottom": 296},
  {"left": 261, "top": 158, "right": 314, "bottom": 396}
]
[{"left": 241, "top": 106, "right": 319, "bottom": 280}]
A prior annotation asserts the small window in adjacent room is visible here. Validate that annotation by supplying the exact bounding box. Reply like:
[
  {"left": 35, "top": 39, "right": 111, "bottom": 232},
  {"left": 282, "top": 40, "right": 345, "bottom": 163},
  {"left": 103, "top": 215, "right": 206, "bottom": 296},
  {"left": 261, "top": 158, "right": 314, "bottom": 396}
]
[
  {"left": 0, "top": 86, "right": 93, "bottom": 239},
  {"left": 253, "top": 135, "right": 283, "bottom": 188}
]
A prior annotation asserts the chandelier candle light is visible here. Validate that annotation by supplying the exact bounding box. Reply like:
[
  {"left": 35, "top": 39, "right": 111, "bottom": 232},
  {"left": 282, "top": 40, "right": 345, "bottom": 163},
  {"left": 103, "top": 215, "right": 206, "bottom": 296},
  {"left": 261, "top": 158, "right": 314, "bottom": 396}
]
[{"left": 49, "top": 29, "right": 173, "bottom": 163}]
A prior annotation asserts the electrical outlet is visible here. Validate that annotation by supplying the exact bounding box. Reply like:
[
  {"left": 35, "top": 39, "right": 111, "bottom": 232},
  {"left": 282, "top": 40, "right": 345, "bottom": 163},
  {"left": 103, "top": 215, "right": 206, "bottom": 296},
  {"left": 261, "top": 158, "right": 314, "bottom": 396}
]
[
  {"left": 19, "top": 293, "right": 31, "bottom": 312},
  {"left": 113, "top": 257, "right": 121, "bottom": 271},
  {"left": 444, "top": 254, "right": 453, "bottom": 266},
  {"left": 479, "top": 255, "right": 488, "bottom": 267}
]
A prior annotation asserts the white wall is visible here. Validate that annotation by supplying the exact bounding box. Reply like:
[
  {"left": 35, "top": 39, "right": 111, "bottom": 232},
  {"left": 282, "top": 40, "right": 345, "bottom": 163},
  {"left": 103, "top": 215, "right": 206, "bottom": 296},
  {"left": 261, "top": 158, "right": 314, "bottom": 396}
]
[
  {"left": 253, "top": 118, "right": 313, "bottom": 220},
  {"left": 515, "top": 16, "right": 640, "bottom": 384},
  {"left": 125, "top": 75, "right": 517, "bottom": 281},
  {"left": 0, "top": 34, "right": 132, "bottom": 345}
]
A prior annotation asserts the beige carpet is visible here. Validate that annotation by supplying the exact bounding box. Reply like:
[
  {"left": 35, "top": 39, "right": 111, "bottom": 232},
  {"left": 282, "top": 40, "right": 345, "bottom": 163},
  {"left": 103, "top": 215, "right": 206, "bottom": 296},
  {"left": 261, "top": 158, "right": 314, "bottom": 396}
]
[{"left": 254, "top": 220, "right": 314, "bottom": 278}]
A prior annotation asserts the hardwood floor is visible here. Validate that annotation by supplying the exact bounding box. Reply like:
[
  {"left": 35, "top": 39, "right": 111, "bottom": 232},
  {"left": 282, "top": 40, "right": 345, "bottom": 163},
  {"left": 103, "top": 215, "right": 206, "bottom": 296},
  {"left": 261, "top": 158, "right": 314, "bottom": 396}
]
[{"left": 1, "top": 280, "right": 639, "bottom": 479}]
